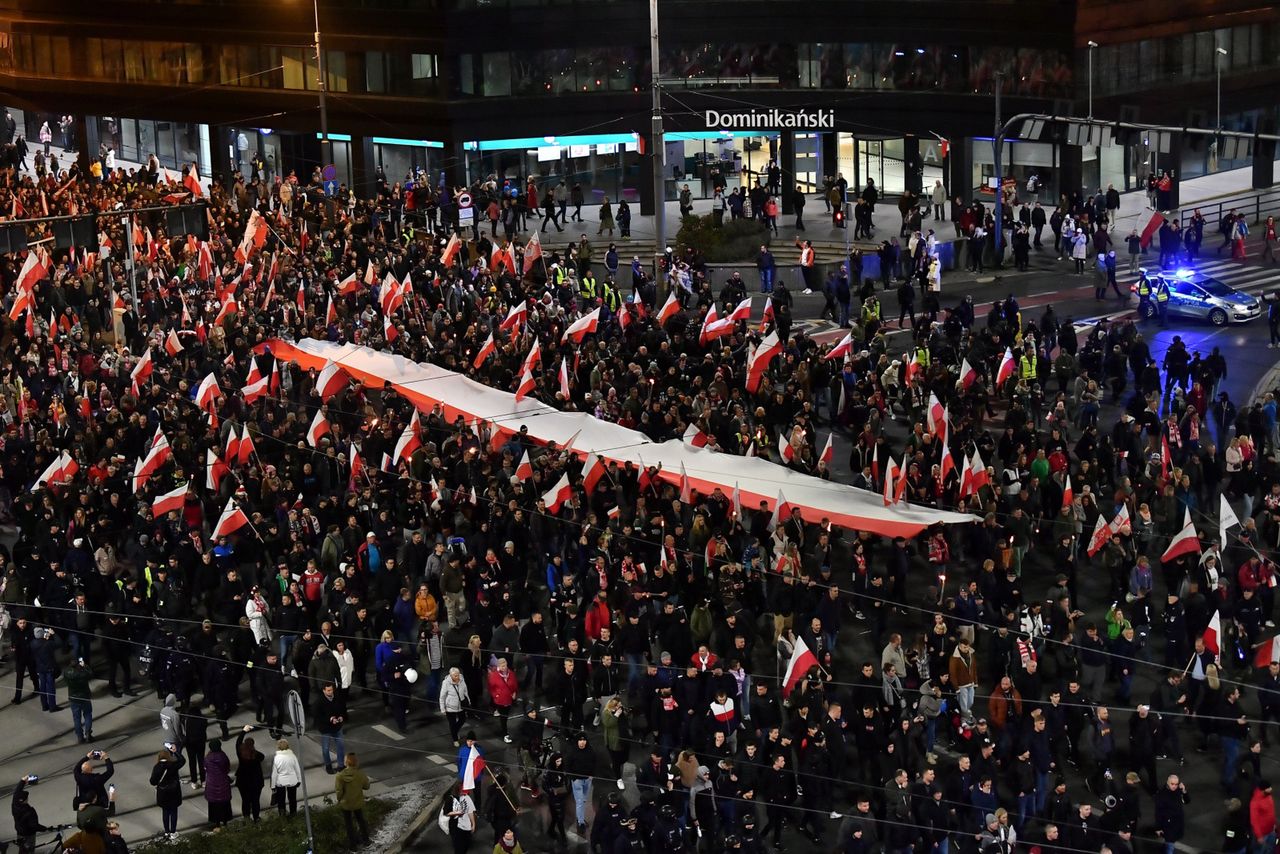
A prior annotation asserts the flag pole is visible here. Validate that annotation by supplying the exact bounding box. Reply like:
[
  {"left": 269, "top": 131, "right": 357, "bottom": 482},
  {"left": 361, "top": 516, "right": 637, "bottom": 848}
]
[{"left": 484, "top": 763, "right": 519, "bottom": 813}]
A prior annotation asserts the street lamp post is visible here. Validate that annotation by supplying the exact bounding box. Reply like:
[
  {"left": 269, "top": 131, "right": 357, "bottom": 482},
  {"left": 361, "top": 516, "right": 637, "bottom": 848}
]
[
  {"left": 311, "top": 0, "right": 331, "bottom": 164},
  {"left": 649, "top": 0, "right": 665, "bottom": 293},
  {"left": 1214, "top": 46, "right": 1227, "bottom": 170},
  {"left": 1086, "top": 41, "right": 1098, "bottom": 119}
]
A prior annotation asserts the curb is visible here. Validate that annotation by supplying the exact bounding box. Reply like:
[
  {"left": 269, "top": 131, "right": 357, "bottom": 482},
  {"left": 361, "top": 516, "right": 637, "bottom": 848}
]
[{"left": 388, "top": 782, "right": 450, "bottom": 853}]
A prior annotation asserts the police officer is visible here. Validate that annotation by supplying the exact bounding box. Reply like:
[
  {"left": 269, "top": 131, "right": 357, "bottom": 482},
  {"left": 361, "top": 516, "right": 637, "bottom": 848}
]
[
  {"left": 579, "top": 268, "right": 598, "bottom": 309},
  {"left": 1136, "top": 270, "right": 1152, "bottom": 321},
  {"left": 1019, "top": 347, "right": 1038, "bottom": 383},
  {"left": 1154, "top": 277, "right": 1171, "bottom": 327}
]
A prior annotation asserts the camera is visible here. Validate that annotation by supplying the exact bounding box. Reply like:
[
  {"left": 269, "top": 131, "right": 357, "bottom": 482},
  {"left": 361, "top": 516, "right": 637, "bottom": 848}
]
[
  {"left": 91, "top": 751, "right": 102, "bottom": 760},
  {"left": 24, "top": 774, "right": 38, "bottom": 785}
]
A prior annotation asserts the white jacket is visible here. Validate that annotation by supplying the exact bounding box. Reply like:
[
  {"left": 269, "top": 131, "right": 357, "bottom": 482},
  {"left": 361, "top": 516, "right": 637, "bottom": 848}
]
[
  {"left": 439, "top": 677, "right": 470, "bottom": 714},
  {"left": 246, "top": 597, "right": 271, "bottom": 644},
  {"left": 271, "top": 749, "right": 302, "bottom": 788},
  {"left": 334, "top": 648, "right": 354, "bottom": 689}
]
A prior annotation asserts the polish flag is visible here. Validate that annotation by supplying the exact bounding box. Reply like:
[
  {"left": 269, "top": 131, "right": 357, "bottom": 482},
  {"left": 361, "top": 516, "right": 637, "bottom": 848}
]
[
  {"left": 195, "top": 373, "right": 222, "bottom": 411},
  {"left": 441, "top": 233, "right": 463, "bottom": 267},
  {"left": 379, "top": 273, "right": 403, "bottom": 315},
  {"left": 542, "top": 473, "right": 572, "bottom": 514},
  {"left": 766, "top": 489, "right": 790, "bottom": 533},
  {"left": 225, "top": 428, "right": 241, "bottom": 466},
  {"left": 7, "top": 287, "right": 31, "bottom": 322},
  {"left": 778, "top": 432, "right": 795, "bottom": 464},
  {"left": 1161, "top": 435, "right": 1172, "bottom": 482},
  {"left": 316, "top": 360, "right": 350, "bottom": 400},
  {"left": 242, "top": 374, "right": 270, "bottom": 405},
  {"left": 926, "top": 393, "right": 945, "bottom": 435},
  {"left": 235, "top": 210, "right": 266, "bottom": 263},
  {"left": 729, "top": 296, "right": 753, "bottom": 322},
  {"left": 960, "top": 357, "right": 978, "bottom": 388},
  {"left": 562, "top": 307, "right": 601, "bottom": 344},
  {"left": 781, "top": 636, "right": 819, "bottom": 697},
  {"left": 383, "top": 314, "right": 399, "bottom": 342},
  {"left": 364, "top": 259, "right": 377, "bottom": 285},
  {"left": 298, "top": 219, "right": 309, "bottom": 256},
  {"left": 819, "top": 433, "right": 834, "bottom": 465},
  {"left": 459, "top": 744, "right": 486, "bottom": 793},
  {"left": 582, "top": 452, "right": 608, "bottom": 495},
  {"left": 698, "top": 305, "right": 720, "bottom": 346},
  {"left": 903, "top": 351, "right": 923, "bottom": 388},
  {"left": 472, "top": 333, "right": 496, "bottom": 370},
  {"left": 895, "top": 455, "right": 910, "bottom": 502},
  {"left": 870, "top": 443, "right": 880, "bottom": 485},
  {"left": 212, "top": 497, "right": 250, "bottom": 539},
  {"left": 683, "top": 423, "right": 709, "bottom": 448},
  {"left": 197, "top": 241, "right": 213, "bottom": 282},
  {"left": 380, "top": 452, "right": 394, "bottom": 474},
  {"left": 558, "top": 357, "right": 571, "bottom": 399},
  {"left": 882, "top": 457, "right": 901, "bottom": 506},
  {"left": 522, "top": 340, "right": 542, "bottom": 375},
  {"left": 515, "top": 451, "right": 533, "bottom": 481},
  {"left": 132, "top": 434, "right": 172, "bottom": 492},
  {"left": 1087, "top": 513, "right": 1111, "bottom": 557},
  {"left": 151, "top": 483, "right": 188, "bottom": 518},
  {"left": 245, "top": 357, "right": 263, "bottom": 386},
  {"left": 1061, "top": 474, "right": 1074, "bottom": 509},
  {"left": 760, "top": 296, "right": 774, "bottom": 332},
  {"left": 206, "top": 449, "right": 228, "bottom": 492},
  {"left": 214, "top": 295, "right": 238, "bottom": 327},
  {"left": 1203, "top": 610, "right": 1223, "bottom": 658},
  {"left": 996, "top": 347, "right": 1016, "bottom": 387},
  {"left": 266, "top": 252, "right": 280, "bottom": 287},
  {"left": 514, "top": 367, "right": 536, "bottom": 402},
  {"left": 1221, "top": 494, "right": 1242, "bottom": 552},
  {"left": 679, "top": 462, "right": 692, "bottom": 503},
  {"left": 237, "top": 424, "right": 256, "bottom": 466},
  {"left": 522, "top": 232, "right": 542, "bottom": 273},
  {"left": 1161, "top": 508, "right": 1201, "bottom": 563},
  {"left": 165, "top": 328, "right": 183, "bottom": 357},
  {"left": 183, "top": 168, "right": 202, "bottom": 198},
  {"left": 499, "top": 300, "right": 527, "bottom": 332},
  {"left": 394, "top": 413, "right": 422, "bottom": 461},
  {"left": 15, "top": 248, "right": 47, "bottom": 295},
  {"left": 746, "top": 331, "right": 782, "bottom": 393},
  {"left": 1254, "top": 635, "right": 1280, "bottom": 668},
  {"left": 307, "top": 409, "right": 331, "bottom": 447},
  {"left": 824, "top": 332, "right": 854, "bottom": 361},
  {"left": 337, "top": 271, "right": 360, "bottom": 296},
  {"left": 969, "top": 449, "right": 989, "bottom": 490},
  {"left": 657, "top": 292, "right": 681, "bottom": 325},
  {"left": 939, "top": 421, "right": 956, "bottom": 483},
  {"left": 348, "top": 445, "right": 365, "bottom": 492},
  {"left": 325, "top": 294, "right": 338, "bottom": 325},
  {"left": 296, "top": 282, "right": 306, "bottom": 313},
  {"left": 32, "top": 451, "right": 74, "bottom": 490},
  {"left": 1109, "top": 504, "right": 1132, "bottom": 535},
  {"left": 130, "top": 348, "right": 154, "bottom": 386}
]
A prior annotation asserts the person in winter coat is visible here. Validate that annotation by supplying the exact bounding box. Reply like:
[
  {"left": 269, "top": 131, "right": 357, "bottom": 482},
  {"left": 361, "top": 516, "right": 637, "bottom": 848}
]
[
  {"left": 234, "top": 726, "right": 265, "bottom": 823},
  {"left": 270, "top": 739, "right": 303, "bottom": 815},
  {"left": 440, "top": 667, "right": 471, "bottom": 746},
  {"left": 202, "top": 739, "right": 233, "bottom": 828},
  {"left": 160, "top": 693, "right": 183, "bottom": 746},
  {"left": 335, "top": 754, "right": 372, "bottom": 848},
  {"left": 1251, "top": 781, "right": 1277, "bottom": 852},
  {"left": 149, "top": 749, "right": 185, "bottom": 842},
  {"left": 486, "top": 657, "right": 518, "bottom": 742},
  {"left": 245, "top": 588, "right": 271, "bottom": 644}
]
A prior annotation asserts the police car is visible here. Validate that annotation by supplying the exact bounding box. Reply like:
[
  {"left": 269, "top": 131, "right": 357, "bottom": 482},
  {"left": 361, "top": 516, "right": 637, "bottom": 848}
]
[{"left": 1131, "top": 268, "right": 1261, "bottom": 326}]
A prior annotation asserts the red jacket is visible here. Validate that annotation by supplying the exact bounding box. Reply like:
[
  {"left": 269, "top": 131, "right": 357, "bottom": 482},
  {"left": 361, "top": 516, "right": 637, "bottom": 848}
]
[
  {"left": 487, "top": 667, "right": 518, "bottom": 708},
  {"left": 584, "top": 600, "right": 611, "bottom": 640},
  {"left": 1251, "top": 787, "right": 1276, "bottom": 840}
]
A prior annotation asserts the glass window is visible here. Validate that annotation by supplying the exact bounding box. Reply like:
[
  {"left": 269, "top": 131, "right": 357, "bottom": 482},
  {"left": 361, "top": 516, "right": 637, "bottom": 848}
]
[
  {"left": 366, "top": 51, "right": 386, "bottom": 93},
  {"left": 326, "top": 49, "right": 347, "bottom": 92},
  {"left": 412, "top": 53, "right": 436, "bottom": 79},
  {"left": 282, "top": 47, "right": 309, "bottom": 90},
  {"left": 482, "top": 53, "right": 512, "bottom": 97}
]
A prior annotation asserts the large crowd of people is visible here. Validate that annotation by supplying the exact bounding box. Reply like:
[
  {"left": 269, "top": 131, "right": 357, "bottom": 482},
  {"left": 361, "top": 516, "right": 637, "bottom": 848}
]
[{"left": 0, "top": 145, "right": 1278, "bottom": 854}]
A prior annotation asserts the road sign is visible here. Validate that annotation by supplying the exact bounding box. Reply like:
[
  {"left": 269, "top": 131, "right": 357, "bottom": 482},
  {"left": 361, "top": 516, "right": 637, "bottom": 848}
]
[
  {"left": 458, "top": 207, "right": 475, "bottom": 227},
  {"left": 457, "top": 191, "right": 473, "bottom": 209},
  {"left": 322, "top": 164, "right": 337, "bottom": 182},
  {"left": 287, "top": 689, "right": 306, "bottom": 736},
  {"left": 323, "top": 179, "right": 338, "bottom": 197}
]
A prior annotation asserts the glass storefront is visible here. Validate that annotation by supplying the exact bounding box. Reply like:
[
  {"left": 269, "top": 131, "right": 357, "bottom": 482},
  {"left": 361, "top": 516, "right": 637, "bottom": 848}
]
[
  {"left": 662, "top": 132, "right": 778, "bottom": 200},
  {"left": 462, "top": 135, "right": 643, "bottom": 205},
  {"left": 836, "top": 135, "right": 943, "bottom": 197},
  {"left": 373, "top": 137, "right": 443, "bottom": 185},
  {"left": 971, "top": 139, "right": 1058, "bottom": 204}
]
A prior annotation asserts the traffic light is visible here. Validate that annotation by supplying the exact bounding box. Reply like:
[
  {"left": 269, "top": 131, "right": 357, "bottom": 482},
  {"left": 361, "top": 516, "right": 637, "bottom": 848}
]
[{"left": 833, "top": 206, "right": 845, "bottom": 228}]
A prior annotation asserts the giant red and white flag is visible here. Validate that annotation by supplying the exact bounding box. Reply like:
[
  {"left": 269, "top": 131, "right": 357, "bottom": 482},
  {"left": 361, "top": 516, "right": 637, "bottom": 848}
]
[
  {"left": 1161, "top": 508, "right": 1201, "bottom": 563},
  {"left": 206, "top": 448, "right": 228, "bottom": 492},
  {"left": 499, "top": 300, "right": 527, "bottom": 332},
  {"left": 782, "top": 636, "right": 819, "bottom": 697},
  {"left": 212, "top": 497, "right": 250, "bottom": 539},
  {"left": 996, "top": 347, "right": 1016, "bottom": 387}
]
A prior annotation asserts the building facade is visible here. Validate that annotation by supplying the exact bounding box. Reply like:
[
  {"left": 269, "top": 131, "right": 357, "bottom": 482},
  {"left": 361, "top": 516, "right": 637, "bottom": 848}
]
[{"left": 0, "top": 0, "right": 1274, "bottom": 210}]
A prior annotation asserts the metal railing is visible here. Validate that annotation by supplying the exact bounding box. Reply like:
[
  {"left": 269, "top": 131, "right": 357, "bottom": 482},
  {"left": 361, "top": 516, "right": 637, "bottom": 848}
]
[{"left": 1177, "top": 184, "right": 1280, "bottom": 231}]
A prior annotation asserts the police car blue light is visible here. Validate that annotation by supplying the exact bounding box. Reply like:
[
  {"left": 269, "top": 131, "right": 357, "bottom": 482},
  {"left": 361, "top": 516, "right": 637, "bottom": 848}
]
[{"left": 1133, "top": 270, "right": 1261, "bottom": 326}]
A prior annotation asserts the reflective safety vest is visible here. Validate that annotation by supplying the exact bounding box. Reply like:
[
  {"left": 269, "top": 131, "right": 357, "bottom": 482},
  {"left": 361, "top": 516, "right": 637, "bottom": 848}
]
[
  {"left": 579, "top": 276, "right": 597, "bottom": 299},
  {"left": 553, "top": 266, "right": 568, "bottom": 286},
  {"left": 1155, "top": 283, "right": 1170, "bottom": 303},
  {"left": 915, "top": 347, "right": 930, "bottom": 368},
  {"left": 1137, "top": 277, "right": 1151, "bottom": 296},
  {"left": 602, "top": 285, "right": 621, "bottom": 312},
  {"left": 1019, "top": 353, "right": 1037, "bottom": 379}
]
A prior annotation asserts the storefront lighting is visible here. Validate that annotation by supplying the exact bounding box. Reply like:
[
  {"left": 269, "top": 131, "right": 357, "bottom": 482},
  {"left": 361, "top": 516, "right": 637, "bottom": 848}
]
[
  {"left": 260, "top": 128, "right": 274, "bottom": 135},
  {"left": 544, "top": 136, "right": 557, "bottom": 144},
  {"left": 894, "top": 51, "right": 905, "bottom": 57},
  {"left": 916, "top": 49, "right": 925, "bottom": 54}
]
